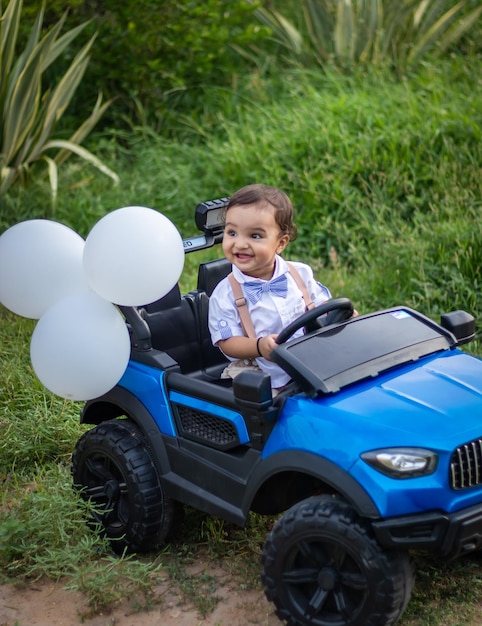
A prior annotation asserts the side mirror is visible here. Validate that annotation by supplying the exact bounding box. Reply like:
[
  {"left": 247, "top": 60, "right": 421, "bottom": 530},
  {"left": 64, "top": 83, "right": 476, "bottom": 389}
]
[{"left": 440, "top": 310, "right": 475, "bottom": 345}]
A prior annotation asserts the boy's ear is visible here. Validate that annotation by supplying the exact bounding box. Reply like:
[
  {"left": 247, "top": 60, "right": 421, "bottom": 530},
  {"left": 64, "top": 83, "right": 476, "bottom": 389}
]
[{"left": 276, "top": 234, "right": 290, "bottom": 253}]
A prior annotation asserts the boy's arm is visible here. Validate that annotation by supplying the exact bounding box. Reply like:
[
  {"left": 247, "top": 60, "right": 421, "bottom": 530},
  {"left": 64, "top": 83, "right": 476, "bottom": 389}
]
[{"left": 217, "top": 334, "right": 278, "bottom": 361}]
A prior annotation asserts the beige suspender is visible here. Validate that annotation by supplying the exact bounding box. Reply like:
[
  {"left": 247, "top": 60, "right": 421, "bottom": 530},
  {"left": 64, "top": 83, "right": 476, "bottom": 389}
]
[
  {"left": 227, "top": 273, "right": 257, "bottom": 338},
  {"left": 227, "top": 263, "right": 315, "bottom": 340},
  {"left": 286, "top": 262, "right": 315, "bottom": 312}
]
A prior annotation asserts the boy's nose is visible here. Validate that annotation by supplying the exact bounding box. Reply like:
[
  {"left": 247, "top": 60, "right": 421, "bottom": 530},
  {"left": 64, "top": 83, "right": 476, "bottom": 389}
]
[{"left": 234, "top": 237, "right": 249, "bottom": 249}]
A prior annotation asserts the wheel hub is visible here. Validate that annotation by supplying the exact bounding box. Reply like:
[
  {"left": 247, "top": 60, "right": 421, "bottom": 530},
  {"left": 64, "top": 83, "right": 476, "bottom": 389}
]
[
  {"left": 317, "top": 567, "right": 337, "bottom": 590},
  {"left": 104, "top": 479, "right": 120, "bottom": 501}
]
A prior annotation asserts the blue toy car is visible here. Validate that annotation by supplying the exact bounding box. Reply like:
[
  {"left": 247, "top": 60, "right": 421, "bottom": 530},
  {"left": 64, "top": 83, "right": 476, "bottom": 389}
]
[{"left": 72, "top": 199, "right": 482, "bottom": 626}]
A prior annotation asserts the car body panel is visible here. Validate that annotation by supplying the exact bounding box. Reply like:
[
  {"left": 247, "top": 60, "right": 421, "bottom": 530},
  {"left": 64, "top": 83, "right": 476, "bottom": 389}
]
[
  {"left": 260, "top": 349, "right": 482, "bottom": 517},
  {"left": 118, "top": 362, "right": 175, "bottom": 435}
]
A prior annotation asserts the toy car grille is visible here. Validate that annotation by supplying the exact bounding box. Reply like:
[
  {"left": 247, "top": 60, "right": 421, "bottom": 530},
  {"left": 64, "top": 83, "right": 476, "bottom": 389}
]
[
  {"left": 174, "top": 404, "right": 240, "bottom": 450},
  {"left": 450, "top": 438, "right": 482, "bottom": 489}
]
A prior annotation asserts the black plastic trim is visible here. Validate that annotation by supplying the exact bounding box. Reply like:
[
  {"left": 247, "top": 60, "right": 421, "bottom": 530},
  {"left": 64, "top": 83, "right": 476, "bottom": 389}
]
[
  {"left": 243, "top": 450, "right": 380, "bottom": 519},
  {"left": 272, "top": 307, "right": 456, "bottom": 395},
  {"left": 160, "top": 436, "right": 260, "bottom": 525},
  {"left": 372, "top": 502, "right": 482, "bottom": 558},
  {"left": 166, "top": 370, "right": 238, "bottom": 410},
  {"left": 157, "top": 438, "right": 380, "bottom": 523},
  {"left": 80, "top": 386, "right": 173, "bottom": 475}
]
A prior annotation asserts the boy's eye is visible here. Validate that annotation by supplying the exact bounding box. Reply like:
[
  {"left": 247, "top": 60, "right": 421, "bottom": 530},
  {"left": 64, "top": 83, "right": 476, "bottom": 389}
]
[{"left": 251, "top": 233, "right": 262, "bottom": 239}]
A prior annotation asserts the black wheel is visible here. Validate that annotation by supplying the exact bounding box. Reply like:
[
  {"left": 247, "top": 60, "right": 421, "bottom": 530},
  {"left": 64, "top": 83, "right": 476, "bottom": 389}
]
[
  {"left": 276, "top": 298, "right": 354, "bottom": 345},
  {"left": 72, "top": 418, "right": 176, "bottom": 554},
  {"left": 261, "top": 496, "right": 414, "bottom": 626}
]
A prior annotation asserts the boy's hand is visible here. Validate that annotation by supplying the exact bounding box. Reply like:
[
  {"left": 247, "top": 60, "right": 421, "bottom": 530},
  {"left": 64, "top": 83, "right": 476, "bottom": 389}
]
[{"left": 258, "top": 334, "right": 279, "bottom": 361}]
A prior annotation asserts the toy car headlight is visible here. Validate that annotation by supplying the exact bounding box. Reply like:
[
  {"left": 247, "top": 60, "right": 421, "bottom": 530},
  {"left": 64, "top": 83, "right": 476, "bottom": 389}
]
[{"left": 361, "top": 448, "right": 438, "bottom": 478}]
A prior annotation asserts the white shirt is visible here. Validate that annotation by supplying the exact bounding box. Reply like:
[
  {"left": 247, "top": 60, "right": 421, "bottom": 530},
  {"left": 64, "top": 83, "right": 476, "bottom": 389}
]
[{"left": 208, "top": 255, "right": 331, "bottom": 388}]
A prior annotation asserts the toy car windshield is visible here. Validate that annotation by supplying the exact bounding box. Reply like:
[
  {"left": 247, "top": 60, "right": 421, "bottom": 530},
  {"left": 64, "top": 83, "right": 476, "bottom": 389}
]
[{"left": 272, "top": 308, "right": 457, "bottom": 395}]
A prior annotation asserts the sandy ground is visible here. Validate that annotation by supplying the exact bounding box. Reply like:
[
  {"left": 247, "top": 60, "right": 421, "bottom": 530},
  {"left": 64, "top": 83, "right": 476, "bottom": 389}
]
[
  {"left": 3, "top": 557, "right": 482, "bottom": 626},
  {"left": 3, "top": 577, "right": 482, "bottom": 626},
  {"left": 0, "top": 573, "right": 281, "bottom": 626}
]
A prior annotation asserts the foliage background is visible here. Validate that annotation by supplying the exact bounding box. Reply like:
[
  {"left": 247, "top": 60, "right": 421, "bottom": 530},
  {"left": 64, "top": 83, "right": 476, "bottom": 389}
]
[
  {"left": 1, "top": 0, "right": 481, "bottom": 624},
  {"left": 14, "top": 0, "right": 482, "bottom": 127}
]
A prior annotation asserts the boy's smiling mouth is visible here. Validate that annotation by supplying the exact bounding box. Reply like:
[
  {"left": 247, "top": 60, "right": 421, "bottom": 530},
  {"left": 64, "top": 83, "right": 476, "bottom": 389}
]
[{"left": 234, "top": 253, "right": 253, "bottom": 262}]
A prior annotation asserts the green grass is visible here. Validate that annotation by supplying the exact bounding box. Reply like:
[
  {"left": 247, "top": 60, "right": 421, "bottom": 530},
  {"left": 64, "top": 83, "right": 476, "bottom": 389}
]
[
  {"left": 0, "top": 312, "right": 84, "bottom": 471},
  {"left": 0, "top": 55, "right": 481, "bottom": 622},
  {"left": 2, "top": 57, "right": 479, "bottom": 320}
]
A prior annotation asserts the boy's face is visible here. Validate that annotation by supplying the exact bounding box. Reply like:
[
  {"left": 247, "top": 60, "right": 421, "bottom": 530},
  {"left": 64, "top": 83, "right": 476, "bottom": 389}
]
[{"left": 222, "top": 202, "right": 289, "bottom": 280}]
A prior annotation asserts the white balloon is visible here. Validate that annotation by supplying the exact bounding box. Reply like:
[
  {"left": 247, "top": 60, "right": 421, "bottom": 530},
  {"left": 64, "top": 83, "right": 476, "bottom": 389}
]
[
  {"left": 0, "top": 219, "right": 88, "bottom": 319},
  {"left": 30, "top": 291, "right": 131, "bottom": 400},
  {"left": 83, "top": 206, "right": 185, "bottom": 306}
]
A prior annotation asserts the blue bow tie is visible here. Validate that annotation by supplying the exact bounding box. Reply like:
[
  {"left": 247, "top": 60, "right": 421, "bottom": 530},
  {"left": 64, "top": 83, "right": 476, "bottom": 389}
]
[{"left": 243, "top": 274, "right": 288, "bottom": 304}]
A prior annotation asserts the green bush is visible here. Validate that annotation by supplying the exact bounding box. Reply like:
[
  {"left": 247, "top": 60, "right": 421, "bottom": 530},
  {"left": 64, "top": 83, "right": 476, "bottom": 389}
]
[{"left": 22, "top": 0, "right": 269, "bottom": 128}]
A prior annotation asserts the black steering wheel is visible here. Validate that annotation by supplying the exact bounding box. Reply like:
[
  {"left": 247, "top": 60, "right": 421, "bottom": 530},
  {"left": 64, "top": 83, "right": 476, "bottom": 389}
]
[{"left": 276, "top": 297, "right": 354, "bottom": 345}]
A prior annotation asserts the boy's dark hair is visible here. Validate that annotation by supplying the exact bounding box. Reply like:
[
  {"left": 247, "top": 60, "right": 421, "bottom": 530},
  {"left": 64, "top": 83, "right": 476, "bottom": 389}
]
[{"left": 226, "top": 184, "right": 298, "bottom": 242}]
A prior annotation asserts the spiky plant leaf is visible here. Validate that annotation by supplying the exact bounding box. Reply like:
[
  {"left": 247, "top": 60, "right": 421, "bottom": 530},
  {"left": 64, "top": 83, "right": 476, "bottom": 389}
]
[
  {"left": 254, "top": 6, "right": 305, "bottom": 56},
  {"left": 55, "top": 93, "right": 115, "bottom": 167},
  {"left": 432, "top": 4, "right": 482, "bottom": 55},
  {"left": 254, "top": 0, "right": 481, "bottom": 72},
  {"left": 43, "top": 155, "right": 58, "bottom": 208},
  {"left": 28, "top": 35, "right": 96, "bottom": 159},
  {"left": 334, "top": 0, "right": 356, "bottom": 63},
  {"left": 408, "top": 1, "right": 480, "bottom": 65},
  {"left": 302, "top": 0, "right": 334, "bottom": 62},
  {"left": 43, "top": 140, "right": 120, "bottom": 185},
  {"left": 0, "top": 0, "right": 22, "bottom": 96},
  {"left": 0, "top": 0, "right": 117, "bottom": 201}
]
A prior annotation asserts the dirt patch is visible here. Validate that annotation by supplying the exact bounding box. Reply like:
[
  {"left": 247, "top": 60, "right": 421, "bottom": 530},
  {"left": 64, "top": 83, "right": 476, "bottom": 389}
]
[
  {"left": 0, "top": 571, "right": 281, "bottom": 626},
  {"left": 3, "top": 574, "right": 482, "bottom": 626}
]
